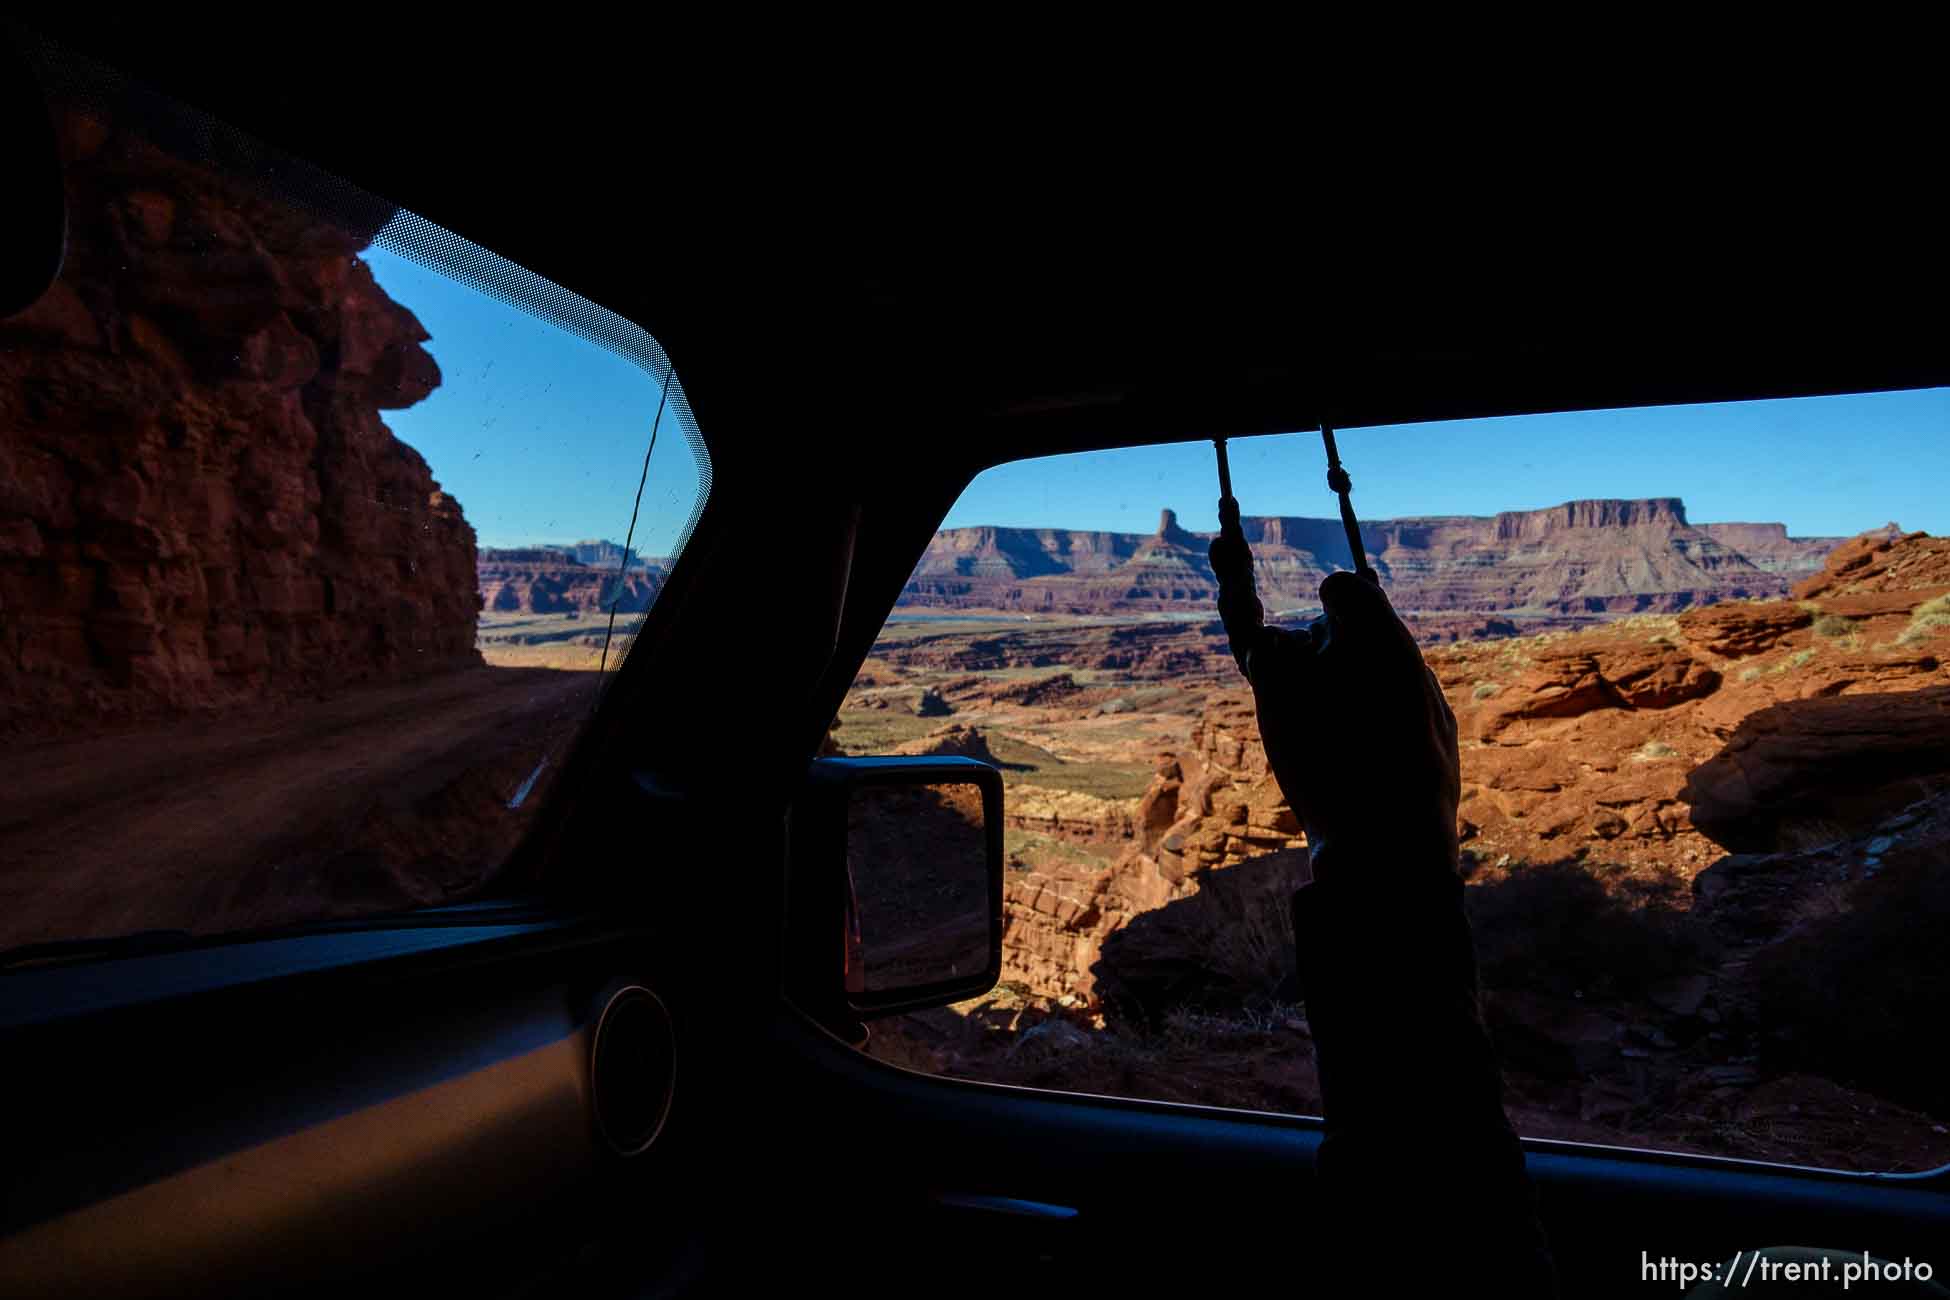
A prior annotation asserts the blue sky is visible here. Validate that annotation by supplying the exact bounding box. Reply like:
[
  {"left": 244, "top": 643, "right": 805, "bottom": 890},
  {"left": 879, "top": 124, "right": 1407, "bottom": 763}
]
[
  {"left": 944, "top": 391, "right": 1949, "bottom": 539},
  {"left": 365, "top": 248, "right": 1945, "bottom": 547},
  {"left": 366, "top": 248, "right": 703, "bottom": 556}
]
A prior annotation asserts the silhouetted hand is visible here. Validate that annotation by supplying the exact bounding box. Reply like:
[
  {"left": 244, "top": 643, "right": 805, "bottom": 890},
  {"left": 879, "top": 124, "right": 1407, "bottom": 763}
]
[{"left": 1217, "top": 565, "right": 1461, "bottom": 883}]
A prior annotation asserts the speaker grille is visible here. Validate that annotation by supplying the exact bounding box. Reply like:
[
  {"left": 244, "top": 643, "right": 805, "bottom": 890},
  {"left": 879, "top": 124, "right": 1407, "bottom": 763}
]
[{"left": 590, "top": 985, "right": 676, "bottom": 1157}]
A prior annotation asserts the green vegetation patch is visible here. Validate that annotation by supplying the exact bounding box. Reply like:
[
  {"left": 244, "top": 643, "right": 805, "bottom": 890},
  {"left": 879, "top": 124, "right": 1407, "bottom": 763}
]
[
  {"left": 1003, "top": 828, "right": 1117, "bottom": 870},
  {"left": 985, "top": 733, "right": 1155, "bottom": 799},
  {"left": 831, "top": 709, "right": 941, "bottom": 754}
]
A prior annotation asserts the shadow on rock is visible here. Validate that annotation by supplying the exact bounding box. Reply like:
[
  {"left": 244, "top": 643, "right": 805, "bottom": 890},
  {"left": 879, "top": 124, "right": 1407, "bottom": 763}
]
[
  {"left": 1683, "top": 686, "right": 1950, "bottom": 853},
  {"left": 1090, "top": 847, "right": 1311, "bottom": 1028}
]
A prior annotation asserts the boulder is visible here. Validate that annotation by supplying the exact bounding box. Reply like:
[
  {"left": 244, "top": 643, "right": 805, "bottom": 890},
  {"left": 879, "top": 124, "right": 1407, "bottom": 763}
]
[
  {"left": 1602, "top": 645, "right": 1722, "bottom": 708},
  {"left": 1677, "top": 601, "right": 1812, "bottom": 658},
  {"left": 1683, "top": 687, "right": 1950, "bottom": 852},
  {"left": 893, "top": 723, "right": 998, "bottom": 764}
]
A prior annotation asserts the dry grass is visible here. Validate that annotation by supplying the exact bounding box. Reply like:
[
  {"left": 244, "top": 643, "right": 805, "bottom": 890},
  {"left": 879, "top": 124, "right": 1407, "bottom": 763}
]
[
  {"left": 1611, "top": 613, "right": 1683, "bottom": 641},
  {"left": 1896, "top": 594, "right": 1950, "bottom": 646}
]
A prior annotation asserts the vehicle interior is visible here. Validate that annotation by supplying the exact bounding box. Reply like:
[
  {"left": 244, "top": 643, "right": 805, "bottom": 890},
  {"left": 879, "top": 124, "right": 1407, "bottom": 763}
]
[{"left": 3, "top": 20, "right": 1945, "bottom": 1299}]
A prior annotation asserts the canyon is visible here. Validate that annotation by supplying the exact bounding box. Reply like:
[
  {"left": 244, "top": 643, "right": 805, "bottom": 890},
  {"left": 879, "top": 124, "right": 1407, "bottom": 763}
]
[{"left": 856, "top": 529, "right": 1950, "bottom": 1171}]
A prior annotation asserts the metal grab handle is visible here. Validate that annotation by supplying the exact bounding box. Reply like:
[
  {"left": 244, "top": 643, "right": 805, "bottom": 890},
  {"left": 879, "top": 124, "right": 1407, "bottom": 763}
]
[{"left": 1321, "top": 423, "right": 1377, "bottom": 583}]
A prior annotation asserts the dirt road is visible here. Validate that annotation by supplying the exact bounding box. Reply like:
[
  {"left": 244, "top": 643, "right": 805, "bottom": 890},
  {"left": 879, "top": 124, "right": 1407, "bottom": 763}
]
[{"left": 0, "top": 666, "right": 597, "bottom": 950}]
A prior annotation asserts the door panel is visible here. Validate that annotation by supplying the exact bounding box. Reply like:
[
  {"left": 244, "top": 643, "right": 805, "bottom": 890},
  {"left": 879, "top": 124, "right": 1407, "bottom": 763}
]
[
  {"left": 771, "top": 1010, "right": 1950, "bottom": 1299},
  {"left": 0, "top": 923, "right": 700, "bottom": 1298}
]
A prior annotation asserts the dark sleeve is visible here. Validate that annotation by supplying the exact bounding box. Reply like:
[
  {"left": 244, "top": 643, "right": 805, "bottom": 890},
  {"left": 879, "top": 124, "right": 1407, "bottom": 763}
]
[
  {"left": 1216, "top": 574, "right": 1312, "bottom": 687},
  {"left": 1215, "top": 570, "right": 1268, "bottom": 678},
  {"left": 1292, "top": 861, "right": 1557, "bottom": 1295}
]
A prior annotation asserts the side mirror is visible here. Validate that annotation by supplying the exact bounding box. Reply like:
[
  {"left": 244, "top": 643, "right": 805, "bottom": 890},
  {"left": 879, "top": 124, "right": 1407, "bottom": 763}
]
[{"left": 784, "top": 756, "right": 1004, "bottom": 1030}]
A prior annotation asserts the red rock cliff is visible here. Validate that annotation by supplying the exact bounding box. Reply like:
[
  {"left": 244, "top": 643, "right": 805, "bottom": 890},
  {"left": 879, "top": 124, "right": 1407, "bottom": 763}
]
[
  {"left": 0, "top": 105, "right": 480, "bottom": 732},
  {"left": 906, "top": 499, "right": 1854, "bottom": 622},
  {"left": 478, "top": 548, "right": 663, "bottom": 614}
]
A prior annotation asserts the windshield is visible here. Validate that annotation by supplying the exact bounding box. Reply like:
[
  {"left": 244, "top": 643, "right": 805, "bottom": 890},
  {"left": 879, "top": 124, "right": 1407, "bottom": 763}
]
[{"left": 0, "top": 60, "right": 709, "bottom": 957}]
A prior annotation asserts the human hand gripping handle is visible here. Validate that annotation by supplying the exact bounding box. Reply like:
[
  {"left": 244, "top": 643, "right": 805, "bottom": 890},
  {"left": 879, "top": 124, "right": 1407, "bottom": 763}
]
[
  {"left": 1253, "top": 570, "right": 1460, "bottom": 879},
  {"left": 1208, "top": 440, "right": 1265, "bottom": 675}
]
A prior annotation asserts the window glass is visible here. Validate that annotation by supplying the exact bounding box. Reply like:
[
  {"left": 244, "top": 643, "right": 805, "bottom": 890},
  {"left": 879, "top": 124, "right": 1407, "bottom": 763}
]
[
  {"left": 847, "top": 394, "right": 1950, "bottom": 1173},
  {"left": 0, "top": 79, "right": 706, "bottom": 954}
]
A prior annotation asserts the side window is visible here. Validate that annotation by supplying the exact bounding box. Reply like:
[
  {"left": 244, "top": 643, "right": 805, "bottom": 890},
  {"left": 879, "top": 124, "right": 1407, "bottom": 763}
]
[
  {"left": 845, "top": 406, "right": 1950, "bottom": 1174},
  {"left": 0, "top": 78, "right": 707, "bottom": 953}
]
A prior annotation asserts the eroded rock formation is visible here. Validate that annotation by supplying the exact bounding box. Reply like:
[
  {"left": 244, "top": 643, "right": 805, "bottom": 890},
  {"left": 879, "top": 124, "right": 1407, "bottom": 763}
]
[
  {"left": 478, "top": 547, "right": 663, "bottom": 615},
  {"left": 907, "top": 498, "right": 1864, "bottom": 628},
  {"left": 1, "top": 103, "right": 480, "bottom": 732}
]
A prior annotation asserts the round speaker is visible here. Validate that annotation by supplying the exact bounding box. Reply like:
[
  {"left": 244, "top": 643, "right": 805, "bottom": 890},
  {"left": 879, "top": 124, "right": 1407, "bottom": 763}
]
[{"left": 589, "top": 983, "right": 676, "bottom": 1157}]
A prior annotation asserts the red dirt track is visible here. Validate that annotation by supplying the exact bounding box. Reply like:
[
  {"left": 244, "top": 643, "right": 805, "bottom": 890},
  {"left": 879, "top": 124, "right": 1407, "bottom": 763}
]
[{"left": 0, "top": 666, "right": 594, "bottom": 949}]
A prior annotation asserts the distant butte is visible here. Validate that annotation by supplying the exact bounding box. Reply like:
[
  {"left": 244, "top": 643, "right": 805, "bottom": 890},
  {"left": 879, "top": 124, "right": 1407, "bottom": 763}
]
[
  {"left": 478, "top": 546, "right": 664, "bottom": 615},
  {"left": 903, "top": 499, "right": 1888, "bottom": 635}
]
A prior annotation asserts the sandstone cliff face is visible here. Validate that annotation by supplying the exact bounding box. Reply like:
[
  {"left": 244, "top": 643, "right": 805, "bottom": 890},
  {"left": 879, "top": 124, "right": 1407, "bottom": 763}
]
[
  {"left": 1700, "top": 522, "right": 1854, "bottom": 575},
  {"left": 478, "top": 547, "right": 663, "bottom": 614},
  {"left": 999, "top": 702, "right": 1309, "bottom": 1001},
  {"left": 1, "top": 104, "right": 479, "bottom": 732},
  {"left": 907, "top": 499, "right": 1856, "bottom": 625}
]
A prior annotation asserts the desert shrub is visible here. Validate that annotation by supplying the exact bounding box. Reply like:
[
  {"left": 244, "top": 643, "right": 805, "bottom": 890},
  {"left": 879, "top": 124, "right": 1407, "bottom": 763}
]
[
  {"left": 1472, "top": 681, "right": 1502, "bottom": 700},
  {"left": 1739, "top": 665, "right": 1764, "bottom": 682},
  {"left": 1748, "top": 849, "right": 1950, "bottom": 1117},
  {"left": 1896, "top": 595, "right": 1950, "bottom": 646},
  {"left": 1467, "top": 859, "right": 1717, "bottom": 1000},
  {"left": 1634, "top": 740, "right": 1679, "bottom": 761},
  {"left": 1812, "top": 614, "right": 1856, "bottom": 639},
  {"left": 1761, "top": 648, "right": 1818, "bottom": 677}
]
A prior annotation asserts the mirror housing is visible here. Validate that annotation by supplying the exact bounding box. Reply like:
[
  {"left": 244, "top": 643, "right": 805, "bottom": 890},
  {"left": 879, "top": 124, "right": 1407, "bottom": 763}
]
[{"left": 785, "top": 756, "right": 1004, "bottom": 1030}]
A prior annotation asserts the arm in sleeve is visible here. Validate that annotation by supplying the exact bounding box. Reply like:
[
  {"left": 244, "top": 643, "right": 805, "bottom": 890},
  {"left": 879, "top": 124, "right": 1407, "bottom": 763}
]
[{"left": 1292, "top": 857, "right": 1557, "bottom": 1295}]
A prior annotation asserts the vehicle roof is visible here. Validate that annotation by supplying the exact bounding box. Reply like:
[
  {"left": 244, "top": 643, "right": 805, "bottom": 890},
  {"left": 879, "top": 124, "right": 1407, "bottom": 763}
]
[{"left": 33, "top": 18, "right": 1945, "bottom": 466}]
